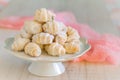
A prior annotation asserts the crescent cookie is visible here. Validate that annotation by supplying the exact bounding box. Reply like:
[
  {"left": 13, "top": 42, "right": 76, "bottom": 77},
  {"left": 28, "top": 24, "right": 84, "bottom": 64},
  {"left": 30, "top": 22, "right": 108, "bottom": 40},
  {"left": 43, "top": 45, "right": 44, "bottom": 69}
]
[
  {"left": 55, "top": 33, "right": 67, "bottom": 45},
  {"left": 20, "top": 30, "right": 32, "bottom": 39},
  {"left": 44, "top": 45, "right": 49, "bottom": 52},
  {"left": 32, "top": 32, "right": 54, "bottom": 44},
  {"left": 14, "top": 34, "right": 22, "bottom": 40},
  {"left": 11, "top": 37, "right": 30, "bottom": 51},
  {"left": 46, "top": 43, "right": 66, "bottom": 56},
  {"left": 24, "top": 20, "right": 42, "bottom": 34},
  {"left": 24, "top": 42, "right": 41, "bottom": 57},
  {"left": 67, "top": 26, "right": 78, "bottom": 35},
  {"left": 64, "top": 41, "right": 80, "bottom": 54},
  {"left": 39, "top": 44, "right": 44, "bottom": 50},
  {"left": 34, "top": 8, "right": 55, "bottom": 23},
  {"left": 67, "top": 34, "right": 80, "bottom": 42},
  {"left": 67, "top": 27, "right": 80, "bottom": 42},
  {"left": 42, "top": 21, "right": 67, "bottom": 35},
  {"left": 71, "top": 39, "right": 81, "bottom": 44}
]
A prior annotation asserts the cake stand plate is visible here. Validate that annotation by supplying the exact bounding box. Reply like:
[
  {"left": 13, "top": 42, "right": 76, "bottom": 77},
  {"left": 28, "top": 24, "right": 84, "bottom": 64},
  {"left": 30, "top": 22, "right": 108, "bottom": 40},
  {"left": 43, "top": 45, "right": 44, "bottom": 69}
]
[{"left": 3, "top": 37, "right": 91, "bottom": 76}]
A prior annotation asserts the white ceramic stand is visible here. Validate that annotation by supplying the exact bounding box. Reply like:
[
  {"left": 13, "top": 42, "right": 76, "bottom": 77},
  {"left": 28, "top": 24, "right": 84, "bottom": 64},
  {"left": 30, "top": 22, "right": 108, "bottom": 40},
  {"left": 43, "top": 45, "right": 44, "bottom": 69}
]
[
  {"left": 4, "top": 37, "right": 91, "bottom": 76},
  {"left": 28, "top": 62, "right": 65, "bottom": 76}
]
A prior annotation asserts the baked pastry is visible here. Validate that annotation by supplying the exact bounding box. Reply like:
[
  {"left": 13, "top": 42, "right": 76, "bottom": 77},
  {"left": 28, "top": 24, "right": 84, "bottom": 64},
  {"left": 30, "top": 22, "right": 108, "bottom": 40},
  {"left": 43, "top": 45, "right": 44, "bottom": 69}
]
[
  {"left": 11, "top": 8, "right": 81, "bottom": 57},
  {"left": 55, "top": 33, "right": 67, "bottom": 45},
  {"left": 14, "top": 34, "right": 22, "bottom": 40},
  {"left": 24, "top": 42, "right": 41, "bottom": 57},
  {"left": 20, "top": 30, "right": 32, "bottom": 39},
  {"left": 32, "top": 32, "right": 54, "bottom": 44},
  {"left": 67, "top": 34, "right": 80, "bottom": 42},
  {"left": 67, "top": 26, "right": 79, "bottom": 37},
  {"left": 45, "top": 43, "right": 66, "bottom": 56},
  {"left": 71, "top": 39, "right": 81, "bottom": 44},
  {"left": 44, "top": 45, "right": 49, "bottom": 52},
  {"left": 12, "top": 37, "right": 30, "bottom": 51},
  {"left": 42, "top": 21, "right": 67, "bottom": 35},
  {"left": 39, "top": 44, "right": 44, "bottom": 50},
  {"left": 64, "top": 41, "right": 80, "bottom": 54},
  {"left": 34, "top": 8, "right": 55, "bottom": 23},
  {"left": 24, "top": 20, "right": 42, "bottom": 34},
  {"left": 67, "top": 27, "right": 80, "bottom": 42},
  {"left": 67, "top": 26, "right": 77, "bottom": 35}
]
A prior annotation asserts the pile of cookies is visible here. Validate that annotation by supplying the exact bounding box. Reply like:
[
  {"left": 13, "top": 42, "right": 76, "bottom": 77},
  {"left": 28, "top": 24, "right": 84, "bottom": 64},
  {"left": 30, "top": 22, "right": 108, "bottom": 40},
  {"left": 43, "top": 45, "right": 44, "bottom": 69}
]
[{"left": 11, "top": 8, "right": 81, "bottom": 57}]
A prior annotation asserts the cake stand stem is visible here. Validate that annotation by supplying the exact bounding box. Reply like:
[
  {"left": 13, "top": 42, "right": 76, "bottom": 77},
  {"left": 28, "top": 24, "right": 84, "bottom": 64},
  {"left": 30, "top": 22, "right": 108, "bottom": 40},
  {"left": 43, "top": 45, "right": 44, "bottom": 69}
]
[{"left": 28, "top": 62, "right": 65, "bottom": 76}]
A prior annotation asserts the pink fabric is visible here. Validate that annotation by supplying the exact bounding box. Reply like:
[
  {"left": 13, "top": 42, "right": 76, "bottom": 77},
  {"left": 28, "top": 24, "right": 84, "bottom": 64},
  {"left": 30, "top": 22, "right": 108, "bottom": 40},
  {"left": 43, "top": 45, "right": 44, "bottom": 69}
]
[
  {"left": 0, "top": 0, "right": 9, "bottom": 6},
  {"left": 0, "top": 12, "right": 120, "bottom": 65},
  {"left": 0, "top": 16, "right": 33, "bottom": 30}
]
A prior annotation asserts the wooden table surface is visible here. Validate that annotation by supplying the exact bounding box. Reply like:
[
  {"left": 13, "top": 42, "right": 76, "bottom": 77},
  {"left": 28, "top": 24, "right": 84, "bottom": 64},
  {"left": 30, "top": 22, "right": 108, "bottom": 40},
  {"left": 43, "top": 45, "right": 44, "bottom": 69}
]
[{"left": 0, "top": 0, "right": 120, "bottom": 80}]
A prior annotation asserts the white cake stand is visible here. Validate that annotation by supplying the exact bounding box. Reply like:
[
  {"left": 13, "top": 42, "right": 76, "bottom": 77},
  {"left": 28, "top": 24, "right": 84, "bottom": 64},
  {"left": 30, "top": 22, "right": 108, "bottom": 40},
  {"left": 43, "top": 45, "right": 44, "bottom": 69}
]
[{"left": 3, "top": 37, "right": 91, "bottom": 76}]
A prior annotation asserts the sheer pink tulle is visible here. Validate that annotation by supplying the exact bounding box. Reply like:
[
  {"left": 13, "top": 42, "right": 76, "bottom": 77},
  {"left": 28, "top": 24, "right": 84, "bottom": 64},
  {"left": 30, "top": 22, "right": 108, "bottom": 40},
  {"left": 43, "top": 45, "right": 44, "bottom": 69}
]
[
  {"left": 0, "top": 16, "right": 33, "bottom": 30},
  {"left": 0, "top": 12, "right": 120, "bottom": 65}
]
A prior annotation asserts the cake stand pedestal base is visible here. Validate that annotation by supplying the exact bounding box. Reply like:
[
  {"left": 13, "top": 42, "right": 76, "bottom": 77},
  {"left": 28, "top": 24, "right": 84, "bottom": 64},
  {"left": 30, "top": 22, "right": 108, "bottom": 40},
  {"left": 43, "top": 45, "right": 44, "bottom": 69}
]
[{"left": 28, "top": 62, "right": 65, "bottom": 76}]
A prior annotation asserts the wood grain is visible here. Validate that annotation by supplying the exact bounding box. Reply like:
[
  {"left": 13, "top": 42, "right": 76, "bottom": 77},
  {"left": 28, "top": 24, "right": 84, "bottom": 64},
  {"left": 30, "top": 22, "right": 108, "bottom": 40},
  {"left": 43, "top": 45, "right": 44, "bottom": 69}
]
[{"left": 0, "top": 0, "right": 120, "bottom": 80}]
